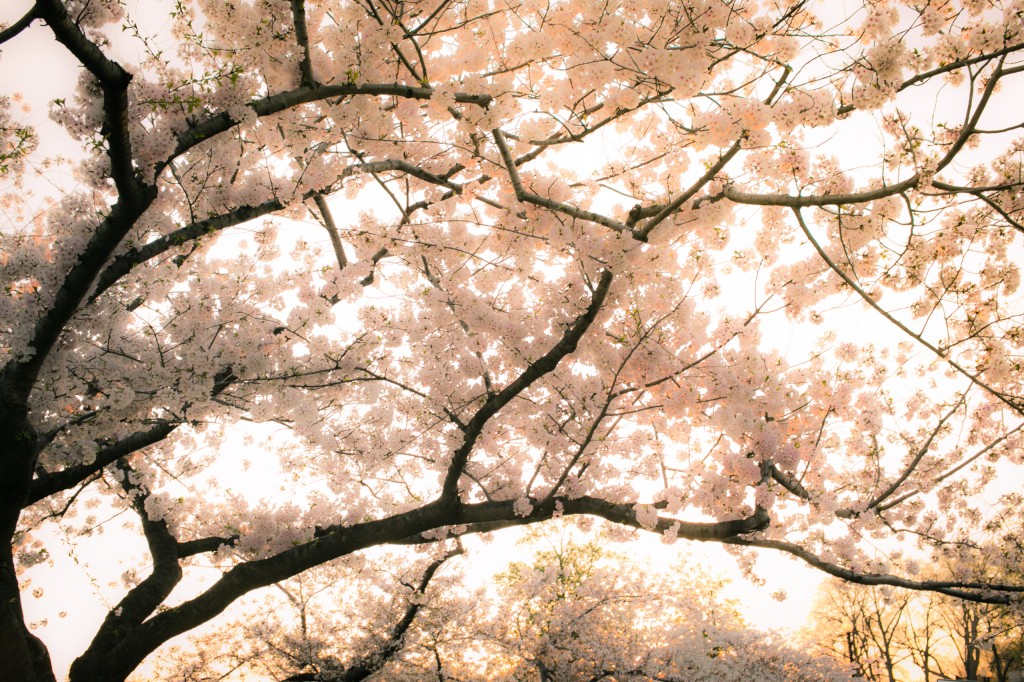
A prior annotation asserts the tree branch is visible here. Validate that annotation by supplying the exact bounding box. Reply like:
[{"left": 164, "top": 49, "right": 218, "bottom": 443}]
[
  {"left": 28, "top": 369, "right": 236, "bottom": 505},
  {"left": 313, "top": 194, "right": 348, "bottom": 270},
  {"left": 71, "top": 463, "right": 185, "bottom": 680},
  {"left": 165, "top": 83, "right": 491, "bottom": 175},
  {"left": 36, "top": 0, "right": 142, "bottom": 205},
  {"left": 26, "top": 421, "right": 178, "bottom": 506},
  {"left": 283, "top": 543, "right": 465, "bottom": 682},
  {"left": 439, "top": 270, "right": 614, "bottom": 501},
  {"left": 91, "top": 160, "right": 461, "bottom": 304},
  {"left": 492, "top": 129, "right": 630, "bottom": 234},
  {"left": 290, "top": 0, "right": 317, "bottom": 88},
  {"left": 723, "top": 536, "right": 1022, "bottom": 604},
  {"left": 788, "top": 207, "right": 1022, "bottom": 415},
  {"left": 0, "top": 5, "right": 37, "bottom": 45},
  {"left": 865, "top": 396, "right": 965, "bottom": 511}
]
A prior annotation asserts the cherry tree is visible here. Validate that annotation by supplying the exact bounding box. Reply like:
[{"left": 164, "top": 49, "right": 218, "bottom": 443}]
[
  {"left": 2, "top": 0, "right": 1024, "bottom": 680},
  {"left": 468, "top": 535, "right": 850, "bottom": 681}
]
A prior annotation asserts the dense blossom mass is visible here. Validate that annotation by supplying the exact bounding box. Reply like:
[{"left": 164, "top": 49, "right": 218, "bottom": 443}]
[{"left": 1, "top": 0, "right": 1024, "bottom": 679}]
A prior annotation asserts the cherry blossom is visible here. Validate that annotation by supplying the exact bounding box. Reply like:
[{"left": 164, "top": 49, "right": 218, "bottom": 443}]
[{"left": 1, "top": 0, "right": 1024, "bottom": 680}]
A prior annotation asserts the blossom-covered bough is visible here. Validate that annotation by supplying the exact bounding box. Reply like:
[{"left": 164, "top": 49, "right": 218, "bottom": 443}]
[{"left": 2, "top": 0, "right": 1024, "bottom": 679}]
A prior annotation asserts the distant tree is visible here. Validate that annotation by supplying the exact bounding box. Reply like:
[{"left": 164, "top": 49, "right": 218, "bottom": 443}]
[
  {"left": 808, "top": 559, "right": 1024, "bottom": 682},
  {"left": 899, "top": 583, "right": 950, "bottom": 682},
  {"left": 807, "top": 579, "right": 913, "bottom": 682},
  {"left": 988, "top": 620, "right": 1024, "bottom": 682},
  {"left": 3, "top": 1, "right": 1024, "bottom": 680}
]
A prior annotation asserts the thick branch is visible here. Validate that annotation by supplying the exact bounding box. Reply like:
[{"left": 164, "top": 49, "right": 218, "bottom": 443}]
[
  {"left": 439, "top": 270, "right": 614, "bottom": 500},
  {"left": 723, "top": 536, "right": 1022, "bottom": 604},
  {"left": 0, "top": 5, "right": 37, "bottom": 45},
  {"left": 290, "top": 0, "right": 316, "bottom": 88},
  {"left": 723, "top": 177, "right": 921, "bottom": 208},
  {"left": 36, "top": 0, "right": 141, "bottom": 205},
  {"left": 0, "top": 8, "right": 158, "bottom": 405},
  {"left": 86, "top": 490, "right": 767, "bottom": 680},
  {"left": 166, "top": 83, "right": 491, "bottom": 173},
  {"left": 90, "top": 198, "right": 289, "bottom": 303},
  {"left": 71, "top": 464, "right": 185, "bottom": 680},
  {"left": 26, "top": 421, "right": 179, "bottom": 505},
  {"left": 176, "top": 534, "right": 238, "bottom": 558},
  {"left": 391, "top": 496, "right": 771, "bottom": 544}
]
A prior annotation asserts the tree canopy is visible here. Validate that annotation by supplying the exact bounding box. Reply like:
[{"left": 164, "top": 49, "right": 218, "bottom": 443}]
[{"left": 2, "top": 0, "right": 1024, "bottom": 680}]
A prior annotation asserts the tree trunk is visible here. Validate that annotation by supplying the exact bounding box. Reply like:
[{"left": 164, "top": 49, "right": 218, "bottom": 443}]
[
  {"left": 0, "top": 395, "right": 50, "bottom": 682},
  {"left": 0, "top": 545, "right": 55, "bottom": 682}
]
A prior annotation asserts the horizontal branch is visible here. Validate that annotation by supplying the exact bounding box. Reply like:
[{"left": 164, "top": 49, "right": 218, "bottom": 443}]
[
  {"left": 723, "top": 176, "right": 920, "bottom": 208},
  {"left": 26, "top": 421, "right": 179, "bottom": 506},
  {"left": 176, "top": 535, "right": 239, "bottom": 558},
  {"left": 167, "top": 83, "right": 491, "bottom": 173},
  {"left": 724, "top": 536, "right": 1022, "bottom": 604},
  {"left": 92, "top": 490, "right": 770, "bottom": 679},
  {"left": 399, "top": 496, "right": 773, "bottom": 544}
]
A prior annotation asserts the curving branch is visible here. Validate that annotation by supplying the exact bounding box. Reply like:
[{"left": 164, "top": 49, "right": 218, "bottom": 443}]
[
  {"left": 75, "top": 490, "right": 769, "bottom": 681},
  {"left": 71, "top": 463, "right": 186, "bottom": 681},
  {"left": 723, "top": 536, "right": 1023, "bottom": 604},
  {"left": 165, "top": 83, "right": 491, "bottom": 175},
  {"left": 0, "top": 5, "right": 37, "bottom": 46},
  {"left": 91, "top": 160, "right": 461, "bottom": 304},
  {"left": 27, "top": 369, "right": 236, "bottom": 505},
  {"left": 726, "top": 55, "right": 1010, "bottom": 211},
  {"left": 835, "top": 41, "right": 1024, "bottom": 117},
  {"left": 492, "top": 129, "right": 630, "bottom": 234},
  {"left": 788, "top": 207, "right": 1023, "bottom": 415},
  {"left": 439, "top": 270, "right": 614, "bottom": 501},
  {"left": 27, "top": 421, "right": 180, "bottom": 506}
]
